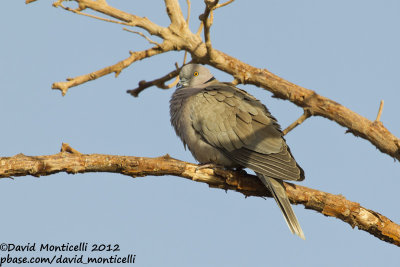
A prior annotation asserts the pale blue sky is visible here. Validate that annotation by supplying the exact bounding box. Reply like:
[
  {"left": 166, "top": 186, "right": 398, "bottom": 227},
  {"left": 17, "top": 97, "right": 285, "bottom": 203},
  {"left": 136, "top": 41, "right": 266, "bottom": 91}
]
[{"left": 1, "top": 1, "right": 399, "bottom": 266}]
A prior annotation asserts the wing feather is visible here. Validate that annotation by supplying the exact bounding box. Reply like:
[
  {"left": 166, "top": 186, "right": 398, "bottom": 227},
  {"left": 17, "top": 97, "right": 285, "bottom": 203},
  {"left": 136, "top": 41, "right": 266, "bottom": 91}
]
[{"left": 189, "top": 82, "right": 304, "bottom": 181}]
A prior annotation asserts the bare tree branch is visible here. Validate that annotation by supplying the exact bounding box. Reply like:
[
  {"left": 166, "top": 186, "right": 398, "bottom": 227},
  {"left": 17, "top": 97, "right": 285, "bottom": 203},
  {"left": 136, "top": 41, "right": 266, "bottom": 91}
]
[
  {"left": 201, "top": 51, "right": 400, "bottom": 161},
  {"left": 375, "top": 100, "right": 384, "bottom": 122},
  {"left": 165, "top": 0, "right": 187, "bottom": 31},
  {"left": 52, "top": 46, "right": 167, "bottom": 95},
  {"left": 215, "top": 0, "right": 234, "bottom": 9},
  {"left": 28, "top": 0, "right": 398, "bottom": 160},
  {"left": 60, "top": 5, "right": 132, "bottom": 26},
  {"left": 60, "top": 143, "right": 81, "bottom": 154},
  {"left": 196, "top": 21, "right": 204, "bottom": 36},
  {"left": 283, "top": 109, "right": 312, "bottom": 135},
  {"left": 56, "top": 0, "right": 165, "bottom": 36},
  {"left": 123, "top": 28, "right": 161, "bottom": 47},
  {"left": 185, "top": 0, "right": 191, "bottom": 24},
  {"left": 1, "top": 148, "right": 399, "bottom": 246},
  {"left": 127, "top": 68, "right": 180, "bottom": 97},
  {"left": 199, "top": 0, "right": 218, "bottom": 59}
]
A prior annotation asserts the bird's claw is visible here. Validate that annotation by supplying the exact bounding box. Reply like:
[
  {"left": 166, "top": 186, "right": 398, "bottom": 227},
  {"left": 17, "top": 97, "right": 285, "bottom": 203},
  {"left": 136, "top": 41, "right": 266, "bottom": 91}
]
[{"left": 195, "top": 163, "right": 223, "bottom": 172}]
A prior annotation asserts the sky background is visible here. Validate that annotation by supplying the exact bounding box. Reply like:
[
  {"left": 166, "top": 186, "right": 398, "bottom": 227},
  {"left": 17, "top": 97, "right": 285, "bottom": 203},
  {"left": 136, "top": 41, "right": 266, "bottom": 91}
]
[{"left": 1, "top": 0, "right": 400, "bottom": 266}]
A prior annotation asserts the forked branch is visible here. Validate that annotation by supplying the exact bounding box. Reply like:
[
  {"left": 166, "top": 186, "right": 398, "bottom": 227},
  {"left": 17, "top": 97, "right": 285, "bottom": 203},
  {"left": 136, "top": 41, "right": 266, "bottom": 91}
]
[
  {"left": 127, "top": 68, "right": 181, "bottom": 97},
  {"left": 199, "top": 0, "right": 218, "bottom": 58},
  {"left": 26, "top": 0, "right": 399, "bottom": 161},
  {"left": 52, "top": 46, "right": 168, "bottom": 95}
]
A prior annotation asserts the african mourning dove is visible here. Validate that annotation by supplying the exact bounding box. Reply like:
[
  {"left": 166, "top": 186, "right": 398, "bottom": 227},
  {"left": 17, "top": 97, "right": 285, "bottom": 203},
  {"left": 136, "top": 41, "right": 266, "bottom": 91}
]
[{"left": 170, "top": 64, "right": 305, "bottom": 239}]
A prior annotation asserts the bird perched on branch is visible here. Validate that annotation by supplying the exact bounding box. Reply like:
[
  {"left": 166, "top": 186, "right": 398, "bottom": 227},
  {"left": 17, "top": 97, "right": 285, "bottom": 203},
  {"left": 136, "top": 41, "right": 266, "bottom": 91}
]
[{"left": 170, "top": 64, "right": 305, "bottom": 239}]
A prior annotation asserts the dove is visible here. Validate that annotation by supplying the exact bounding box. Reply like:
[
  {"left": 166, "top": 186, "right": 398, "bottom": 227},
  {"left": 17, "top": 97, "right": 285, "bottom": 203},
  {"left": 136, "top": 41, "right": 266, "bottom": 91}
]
[{"left": 170, "top": 64, "right": 305, "bottom": 239}]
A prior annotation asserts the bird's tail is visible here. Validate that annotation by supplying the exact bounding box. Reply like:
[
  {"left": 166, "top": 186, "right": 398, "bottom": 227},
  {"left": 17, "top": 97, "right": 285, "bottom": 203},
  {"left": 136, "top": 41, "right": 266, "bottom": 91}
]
[{"left": 257, "top": 174, "right": 305, "bottom": 240}]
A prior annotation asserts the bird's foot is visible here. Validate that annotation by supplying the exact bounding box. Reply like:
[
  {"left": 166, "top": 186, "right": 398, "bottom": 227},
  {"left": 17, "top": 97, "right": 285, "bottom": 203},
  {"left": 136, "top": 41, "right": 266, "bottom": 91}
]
[
  {"left": 195, "top": 163, "right": 224, "bottom": 172},
  {"left": 235, "top": 167, "right": 248, "bottom": 175}
]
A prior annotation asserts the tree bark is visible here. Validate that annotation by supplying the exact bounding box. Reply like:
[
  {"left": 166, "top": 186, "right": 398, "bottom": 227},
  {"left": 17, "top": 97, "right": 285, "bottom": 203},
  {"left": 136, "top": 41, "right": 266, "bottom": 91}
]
[{"left": 1, "top": 145, "right": 399, "bottom": 247}]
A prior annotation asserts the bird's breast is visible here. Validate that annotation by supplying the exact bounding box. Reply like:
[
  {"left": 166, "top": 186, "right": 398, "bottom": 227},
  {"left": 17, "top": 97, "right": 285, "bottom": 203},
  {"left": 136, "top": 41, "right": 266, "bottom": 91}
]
[{"left": 170, "top": 89, "right": 237, "bottom": 167}]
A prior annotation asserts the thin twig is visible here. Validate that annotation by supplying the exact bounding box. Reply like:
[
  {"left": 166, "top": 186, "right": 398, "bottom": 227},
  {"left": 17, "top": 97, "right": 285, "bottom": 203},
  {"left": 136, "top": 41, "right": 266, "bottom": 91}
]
[
  {"left": 215, "top": 0, "right": 234, "bottom": 9},
  {"left": 196, "top": 22, "right": 204, "bottom": 36},
  {"left": 200, "top": 0, "right": 219, "bottom": 58},
  {"left": 169, "top": 76, "right": 180, "bottom": 88},
  {"left": 167, "top": 76, "right": 179, "bottom": 88},
  {"left": 55, "top": 0, "right": 166, "bottom": 37},
  {"left": 186, "top": 0, "right": 191, "bottom": 24},
  {"left": 196, "top": 0, "right": 232, "bottom": 38},
  {"left": 123, "top": 28, "right": 161, "bottom": 47},
  {"left": 167, "top": 62, "right": 180, "bottom": 88},
  {"left": 375, "top": 100, "right": 384, "bottom": 122},
  {"left": 127, "top": 68, "right": 180, "bottom": 97},
  {"left": 52, "top": 47, "right": 166, "bottom": 96},
  {"left": 283, "top": 109, "right": 312, "bottom": 135},
  {"left": 60, "top": 143, "right": 81, "bottom": 154},
  {"left": 60, "top": 5, "right": 131, "bottom": 26},
  {"left": 182, "top": 0, "right": 191, "bottom": 65},
  {"left": 182, "top": 50, "right": 189, "bottom": 65}
]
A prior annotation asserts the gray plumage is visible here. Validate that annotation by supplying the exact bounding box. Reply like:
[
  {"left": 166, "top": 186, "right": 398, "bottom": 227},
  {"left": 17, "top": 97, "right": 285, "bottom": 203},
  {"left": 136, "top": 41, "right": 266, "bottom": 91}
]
[{"left": 170, "top": 64, "right": 305, "bottom": 239}]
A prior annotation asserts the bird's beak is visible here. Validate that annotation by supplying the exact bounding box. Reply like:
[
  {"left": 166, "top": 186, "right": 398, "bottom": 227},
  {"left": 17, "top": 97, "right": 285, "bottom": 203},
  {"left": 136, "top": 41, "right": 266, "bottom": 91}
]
[{"left": 177, "top": 78, "right": 188, "bottom": 88}]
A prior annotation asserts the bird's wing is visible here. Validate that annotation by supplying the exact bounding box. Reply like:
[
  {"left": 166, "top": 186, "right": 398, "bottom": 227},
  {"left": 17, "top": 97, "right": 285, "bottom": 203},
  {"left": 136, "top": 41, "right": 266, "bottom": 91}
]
[{"left": 190, "top": 83, "right": 304, "bottom": 181}]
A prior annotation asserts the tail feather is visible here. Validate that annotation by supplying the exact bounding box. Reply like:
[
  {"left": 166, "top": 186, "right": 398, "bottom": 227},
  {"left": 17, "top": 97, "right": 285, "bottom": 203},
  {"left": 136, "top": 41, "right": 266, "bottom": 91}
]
[{"left": 258, "top": 173, "right": 305, "bottom": 240}]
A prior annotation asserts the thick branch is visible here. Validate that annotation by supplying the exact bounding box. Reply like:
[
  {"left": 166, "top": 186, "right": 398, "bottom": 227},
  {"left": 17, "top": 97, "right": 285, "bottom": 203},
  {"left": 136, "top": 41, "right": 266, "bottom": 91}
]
[
  {"left": 29, "top": 2, "right": 400, "bottom": 160},
  {"left": 1, "top": 151, "right": 399, "bottom": 246},
  {"left": 193, "top": 49, "right": 400, "bottom": 161},
  {"left": 67, "top": 0, "right": 164, "bottom": 36},
  {"left": 164, "top": 0, "right": 187, "bottom": 31}
]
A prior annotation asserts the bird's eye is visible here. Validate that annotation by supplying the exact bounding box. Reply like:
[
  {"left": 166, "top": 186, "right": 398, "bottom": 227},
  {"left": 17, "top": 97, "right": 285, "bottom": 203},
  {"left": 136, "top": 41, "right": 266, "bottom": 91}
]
[{"left": 193, "top": 71, "right": 199, "bottom": 76}]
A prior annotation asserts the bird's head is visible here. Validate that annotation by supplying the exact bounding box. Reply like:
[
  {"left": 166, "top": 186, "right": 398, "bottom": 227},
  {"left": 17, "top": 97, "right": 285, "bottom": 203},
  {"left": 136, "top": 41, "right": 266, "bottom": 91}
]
[{"left": 177, "top": 64, "right": 215, "bottom": 88}]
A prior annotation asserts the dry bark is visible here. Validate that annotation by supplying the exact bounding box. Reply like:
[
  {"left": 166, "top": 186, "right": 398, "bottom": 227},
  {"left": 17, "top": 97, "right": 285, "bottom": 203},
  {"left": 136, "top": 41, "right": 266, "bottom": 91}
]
[{"left": 1, "top": 145, "right": 399, "bottom": 246}]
